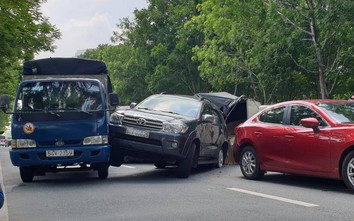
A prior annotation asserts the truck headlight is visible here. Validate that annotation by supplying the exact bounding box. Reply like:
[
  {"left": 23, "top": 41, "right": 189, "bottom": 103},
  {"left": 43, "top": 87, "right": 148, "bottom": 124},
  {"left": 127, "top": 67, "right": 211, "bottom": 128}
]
[
  {"left": 12, "top": 139, "right": 36, "bottom": 148},
  {"left": 83, "top": 135, "right": 108, "bottom": 145},
  {"left": 162, "top": 120, "right": 188, "bottom": 133},
  {"left": 110, "top": 113, "right": 124, "bottom": 124}
]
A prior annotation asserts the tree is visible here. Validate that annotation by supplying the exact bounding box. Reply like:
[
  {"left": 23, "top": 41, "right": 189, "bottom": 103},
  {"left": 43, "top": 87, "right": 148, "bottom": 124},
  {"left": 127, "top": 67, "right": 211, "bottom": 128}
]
[
  {"left": 111, "top": 0, "right": 210, "bottom": 96},
  {"left": 188, "top": 0, "right": 354, "bottom": 103},
  {"left": 81, "top": 44, "right": 149, "bottom": 104},
  {"left": 0, "top": 0, "right": 60, "bottom": 130},
  {"left": 188, "top": 0, "right": 301, "bottom": 103},
  {"left": 268, "top": 0, "right": 354, "bottom": 99},
  {"left": 0, "top": 0, "right": 60, "bottom": 66}
]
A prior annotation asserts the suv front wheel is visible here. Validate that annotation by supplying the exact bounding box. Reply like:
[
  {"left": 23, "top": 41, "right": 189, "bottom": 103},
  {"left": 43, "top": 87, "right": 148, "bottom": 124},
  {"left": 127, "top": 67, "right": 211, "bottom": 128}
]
[{"left": 176, "top": 143, "right": 196, "bottom": 178}]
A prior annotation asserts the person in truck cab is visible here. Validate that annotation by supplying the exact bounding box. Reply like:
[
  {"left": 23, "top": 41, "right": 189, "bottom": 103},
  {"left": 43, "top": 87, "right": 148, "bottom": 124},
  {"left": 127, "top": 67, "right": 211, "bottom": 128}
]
[{"left": 81, "top": 93, "right": 102, "bottom": 110}]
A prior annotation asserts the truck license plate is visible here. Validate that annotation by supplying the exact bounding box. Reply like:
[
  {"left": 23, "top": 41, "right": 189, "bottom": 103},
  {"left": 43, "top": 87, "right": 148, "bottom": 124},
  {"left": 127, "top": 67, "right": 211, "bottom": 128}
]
[
  {"left": 126, "top": 127, "right": 149, "bottom": 138},
  {"left": 46, "top": 149, "right": 74, "bottom": 157}
]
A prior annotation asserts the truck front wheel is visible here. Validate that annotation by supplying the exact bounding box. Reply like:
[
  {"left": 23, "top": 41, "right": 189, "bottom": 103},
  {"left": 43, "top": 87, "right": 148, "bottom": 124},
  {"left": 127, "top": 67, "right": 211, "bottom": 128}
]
[
  {"left": 97, "top": 163, "right": 109, "bottom": 179},
  {"left": 19, "top": 167, "right": 34, "bottom": 182}
]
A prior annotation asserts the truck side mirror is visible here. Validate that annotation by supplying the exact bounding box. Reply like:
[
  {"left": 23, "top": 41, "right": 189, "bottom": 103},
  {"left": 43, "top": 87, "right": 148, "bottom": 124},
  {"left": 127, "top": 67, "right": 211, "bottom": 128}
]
[
  {"left": 109, "top": 93, "right": 119, "bottom": 106},
  {"left": 0, "top": 95, "right": 10, "bottom": 113}
]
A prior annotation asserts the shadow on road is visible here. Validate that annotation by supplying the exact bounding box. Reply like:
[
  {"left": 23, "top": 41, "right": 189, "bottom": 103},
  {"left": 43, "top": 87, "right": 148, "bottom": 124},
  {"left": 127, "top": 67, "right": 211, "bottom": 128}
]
[
  {"left": 19, "top": 163, "right": 224, "bottom": 186},
  {"left": 238, "top": 172, "right": 350, "bottom": 194}
]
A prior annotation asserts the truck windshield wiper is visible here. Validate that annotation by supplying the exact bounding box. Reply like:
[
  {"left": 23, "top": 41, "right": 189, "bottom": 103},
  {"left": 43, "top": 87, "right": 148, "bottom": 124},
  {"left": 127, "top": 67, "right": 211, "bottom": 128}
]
[
  {"left": 58, "top": 107, "right": 93, "bottom": 116},
  {"left": 24, "top": 107, "right": 61, "bottom": 117}
]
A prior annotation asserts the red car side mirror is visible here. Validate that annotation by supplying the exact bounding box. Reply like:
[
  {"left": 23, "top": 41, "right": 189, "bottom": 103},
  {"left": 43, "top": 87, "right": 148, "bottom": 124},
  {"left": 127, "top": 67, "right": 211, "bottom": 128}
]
[{"left": 301, "top": 117, "right": 320, "bottom": 132}]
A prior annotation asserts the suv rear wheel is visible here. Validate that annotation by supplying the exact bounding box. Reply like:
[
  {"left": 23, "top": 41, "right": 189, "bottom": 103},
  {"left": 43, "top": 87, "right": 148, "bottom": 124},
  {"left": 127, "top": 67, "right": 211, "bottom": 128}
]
[{"left": 215, "top": 149, "right": 224, "bottom": 168}]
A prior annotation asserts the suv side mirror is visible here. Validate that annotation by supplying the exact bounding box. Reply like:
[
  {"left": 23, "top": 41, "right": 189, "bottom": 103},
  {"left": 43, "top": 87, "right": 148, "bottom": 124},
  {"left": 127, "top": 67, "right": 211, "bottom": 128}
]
[
  {"left": 0, "top": 95, "right": 10, "bottom": 113},
  {"left": 202, "top": 114, "right": 215, "bottom": 123},
  {"left": 109, "top": 93, "right": 119, "bottom": 106},
  {"left": 130, "top": 102, "right": 137, "bottom": 109}
]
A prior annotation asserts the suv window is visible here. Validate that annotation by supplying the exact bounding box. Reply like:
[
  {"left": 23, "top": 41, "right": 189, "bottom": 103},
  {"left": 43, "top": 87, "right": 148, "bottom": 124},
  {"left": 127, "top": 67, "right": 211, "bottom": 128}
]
[
  {"left": 290, "top": 105, "right": 327, "bottom": 126},
  {"left": 259, "top": 106, "right": 285, "bottom": 124},
  {"left": 201, "top": 105, "right": 220, "bottom": 123}
]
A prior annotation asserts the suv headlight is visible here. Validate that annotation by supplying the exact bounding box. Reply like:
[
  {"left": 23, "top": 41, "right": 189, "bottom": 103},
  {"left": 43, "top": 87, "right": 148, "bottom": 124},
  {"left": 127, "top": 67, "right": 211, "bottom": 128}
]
[
  {"left": 12, "top": 139, "right": 36, "bottom": 148},
  {"left": 162, "top": 120, "right": 188, "bottom": 133},
  {"left": 83, "top": 135, "right": 108, "bottom": 145},
  {"left": 110, "top": 113, "right": 124, "bottom": 124}
]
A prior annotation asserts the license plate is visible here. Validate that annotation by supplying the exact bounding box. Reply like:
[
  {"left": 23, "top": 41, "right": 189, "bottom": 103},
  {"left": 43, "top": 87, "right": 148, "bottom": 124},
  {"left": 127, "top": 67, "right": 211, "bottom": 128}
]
[
  {"left": 46, "top": 149, "right": 74, "bottom": 157},
  {"left": 126, "top": 127, "right": 149, "bottom": 138}
]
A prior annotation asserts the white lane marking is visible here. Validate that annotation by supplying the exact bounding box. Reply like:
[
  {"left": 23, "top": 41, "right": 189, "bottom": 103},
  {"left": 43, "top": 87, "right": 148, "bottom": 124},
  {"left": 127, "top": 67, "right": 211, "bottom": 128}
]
[
  {"left": 121, "top": 165, "right": 136, "bottom": 169},
  {"left": 227, "top": 187, "right": 319, "bottom": 207}
]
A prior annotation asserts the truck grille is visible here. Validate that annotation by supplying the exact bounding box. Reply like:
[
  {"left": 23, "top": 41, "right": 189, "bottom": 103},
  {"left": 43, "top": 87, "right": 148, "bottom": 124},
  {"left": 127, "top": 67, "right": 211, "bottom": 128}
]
[{"left": 122, "top": 115, "right": 163, "bottom": 130}]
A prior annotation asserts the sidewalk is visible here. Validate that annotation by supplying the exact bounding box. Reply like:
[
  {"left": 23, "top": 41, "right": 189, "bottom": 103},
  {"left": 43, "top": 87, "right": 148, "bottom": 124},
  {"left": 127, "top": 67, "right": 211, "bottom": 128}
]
[{"left": 0, "top": 160, "right": 9, "bottom": 221}]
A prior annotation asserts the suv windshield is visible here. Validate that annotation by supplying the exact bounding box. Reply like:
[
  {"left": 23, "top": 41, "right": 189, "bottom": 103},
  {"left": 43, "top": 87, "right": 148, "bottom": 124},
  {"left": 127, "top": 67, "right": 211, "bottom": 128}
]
[
  {"left": 16, "top": 81, "right": 103, "bottom": 112},
  {"left": 317, "top": 102, "right": 354, "bottom": 123},
  {"left": 137, "top": 95, "right": 201, "bottom": 118}
]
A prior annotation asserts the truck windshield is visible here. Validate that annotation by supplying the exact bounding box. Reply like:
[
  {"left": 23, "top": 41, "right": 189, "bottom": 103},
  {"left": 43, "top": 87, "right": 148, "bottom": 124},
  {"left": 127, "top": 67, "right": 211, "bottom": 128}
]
[{"left": 16, "top": 81, "right": 103, "bottom": 112}]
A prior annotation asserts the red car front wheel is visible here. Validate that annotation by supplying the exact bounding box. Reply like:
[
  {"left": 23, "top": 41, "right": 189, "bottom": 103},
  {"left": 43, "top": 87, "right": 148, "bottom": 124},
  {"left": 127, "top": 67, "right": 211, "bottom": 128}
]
[{"left": 342, "top": 151, "right": 354, "bottom": 192}]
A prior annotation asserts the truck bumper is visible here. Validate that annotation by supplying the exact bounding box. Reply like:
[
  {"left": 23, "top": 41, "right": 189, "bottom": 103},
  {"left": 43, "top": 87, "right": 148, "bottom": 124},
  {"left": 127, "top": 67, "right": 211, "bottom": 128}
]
[{"left": 9, "top": 145, "right": 110, "bottom": 167}]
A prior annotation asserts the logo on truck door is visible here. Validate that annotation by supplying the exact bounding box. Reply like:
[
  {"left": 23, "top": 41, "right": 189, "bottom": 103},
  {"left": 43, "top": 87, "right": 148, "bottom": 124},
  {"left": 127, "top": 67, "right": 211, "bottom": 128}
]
[{"left": 23, "top": 123, "right": 35, "bottom": 134}]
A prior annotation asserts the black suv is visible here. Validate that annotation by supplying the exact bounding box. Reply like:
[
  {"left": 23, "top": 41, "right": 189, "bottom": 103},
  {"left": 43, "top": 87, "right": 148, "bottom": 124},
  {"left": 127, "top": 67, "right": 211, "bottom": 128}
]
[{"left": 109, "top": 94, "right": 230, "bottom": 178}]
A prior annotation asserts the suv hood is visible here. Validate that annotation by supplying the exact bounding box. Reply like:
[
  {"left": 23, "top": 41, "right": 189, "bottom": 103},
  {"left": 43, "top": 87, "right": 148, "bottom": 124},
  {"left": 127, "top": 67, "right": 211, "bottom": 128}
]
[{"left": 117, "top": 109, "right": 189, "bottom": 123}]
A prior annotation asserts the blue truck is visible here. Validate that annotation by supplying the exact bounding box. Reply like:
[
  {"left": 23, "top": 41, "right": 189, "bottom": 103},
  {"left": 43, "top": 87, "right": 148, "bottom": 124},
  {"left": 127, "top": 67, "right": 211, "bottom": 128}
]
[{"left": 0, "top": 58, "right": 119, "bottom": 182}]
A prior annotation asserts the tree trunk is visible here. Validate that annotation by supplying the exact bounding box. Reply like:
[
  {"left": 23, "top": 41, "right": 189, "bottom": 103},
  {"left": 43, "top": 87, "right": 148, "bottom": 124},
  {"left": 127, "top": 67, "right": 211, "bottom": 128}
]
[{"left": 307, "top": 0, "right": 330, "bottom": 99}]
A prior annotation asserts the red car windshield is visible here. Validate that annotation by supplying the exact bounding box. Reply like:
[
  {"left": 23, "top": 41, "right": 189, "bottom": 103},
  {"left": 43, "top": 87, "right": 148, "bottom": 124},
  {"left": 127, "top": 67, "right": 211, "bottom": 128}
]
[{"left": 317, "top": 102, "right": 354, "bottom": 123}]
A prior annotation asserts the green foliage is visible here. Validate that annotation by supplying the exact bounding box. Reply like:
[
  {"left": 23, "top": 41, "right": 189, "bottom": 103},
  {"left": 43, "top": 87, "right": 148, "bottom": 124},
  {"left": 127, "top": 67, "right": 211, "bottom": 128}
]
[
  {"left": 0, "top": 0, "right": 60, "bottom": 65},
  {"left": 187, "top": 0, "right": 354, "bottom": 103},
  {"left": 126, "top": 0, "right": 211, "bottom": 95},
  {"left": 84, "top": 0, "right": 354, "bottom": 105},
  {"left": 81, "top": 44, "right": 149, "bottom": 105},
  {"left": 0, "top": 0, "right": 61, "bottom": 130}
]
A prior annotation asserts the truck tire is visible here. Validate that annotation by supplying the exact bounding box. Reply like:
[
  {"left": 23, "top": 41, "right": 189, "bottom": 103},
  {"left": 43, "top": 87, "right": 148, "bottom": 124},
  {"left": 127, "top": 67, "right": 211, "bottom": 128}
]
[
  {"left": 97, "top": 163, "right": 109, "bottom": 179},
  {"left": 20, "top": 167, "right": 34, "bottom": 183},
  {"left": 176, "top": 143, "right": 196, "bottom": 178}
]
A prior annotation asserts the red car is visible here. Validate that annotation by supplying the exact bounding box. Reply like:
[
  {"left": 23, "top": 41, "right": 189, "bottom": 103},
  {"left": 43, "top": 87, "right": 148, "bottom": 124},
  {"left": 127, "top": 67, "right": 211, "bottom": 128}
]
[{"left": 233, "top": 100, "right": 354, "bottom": 191}]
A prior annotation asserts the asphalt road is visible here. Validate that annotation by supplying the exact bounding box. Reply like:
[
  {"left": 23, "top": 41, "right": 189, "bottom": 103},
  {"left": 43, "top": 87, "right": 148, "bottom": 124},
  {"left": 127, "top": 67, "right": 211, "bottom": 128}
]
[{"left": 1, "top": 146, "right": 354, "bottom": 221}]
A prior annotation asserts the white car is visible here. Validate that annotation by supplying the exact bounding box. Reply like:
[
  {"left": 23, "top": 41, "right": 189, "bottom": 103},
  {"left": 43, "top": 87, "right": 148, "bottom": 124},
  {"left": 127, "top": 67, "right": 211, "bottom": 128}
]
[
  {"left": 2, "top": 129, "right": 11, "bottom": 146},
  {"left": 0, "top": 135, "right": 5, "bottom": 146}
]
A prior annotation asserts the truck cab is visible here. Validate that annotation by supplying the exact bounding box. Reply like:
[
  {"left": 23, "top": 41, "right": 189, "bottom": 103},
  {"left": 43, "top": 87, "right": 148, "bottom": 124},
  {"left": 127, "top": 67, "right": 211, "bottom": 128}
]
[{"left": 0, "top": 58, "right": 118, "bottom": 182}]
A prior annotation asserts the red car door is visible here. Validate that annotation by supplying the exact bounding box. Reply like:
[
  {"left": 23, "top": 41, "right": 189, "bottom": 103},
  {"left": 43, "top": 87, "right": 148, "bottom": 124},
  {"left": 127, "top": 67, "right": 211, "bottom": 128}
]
[
  {"left": 253, "top": 106, "right": 289, "bottom": 169},
  {"left": 282, "top": 105, "right": 331, "bottom": 175}
]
